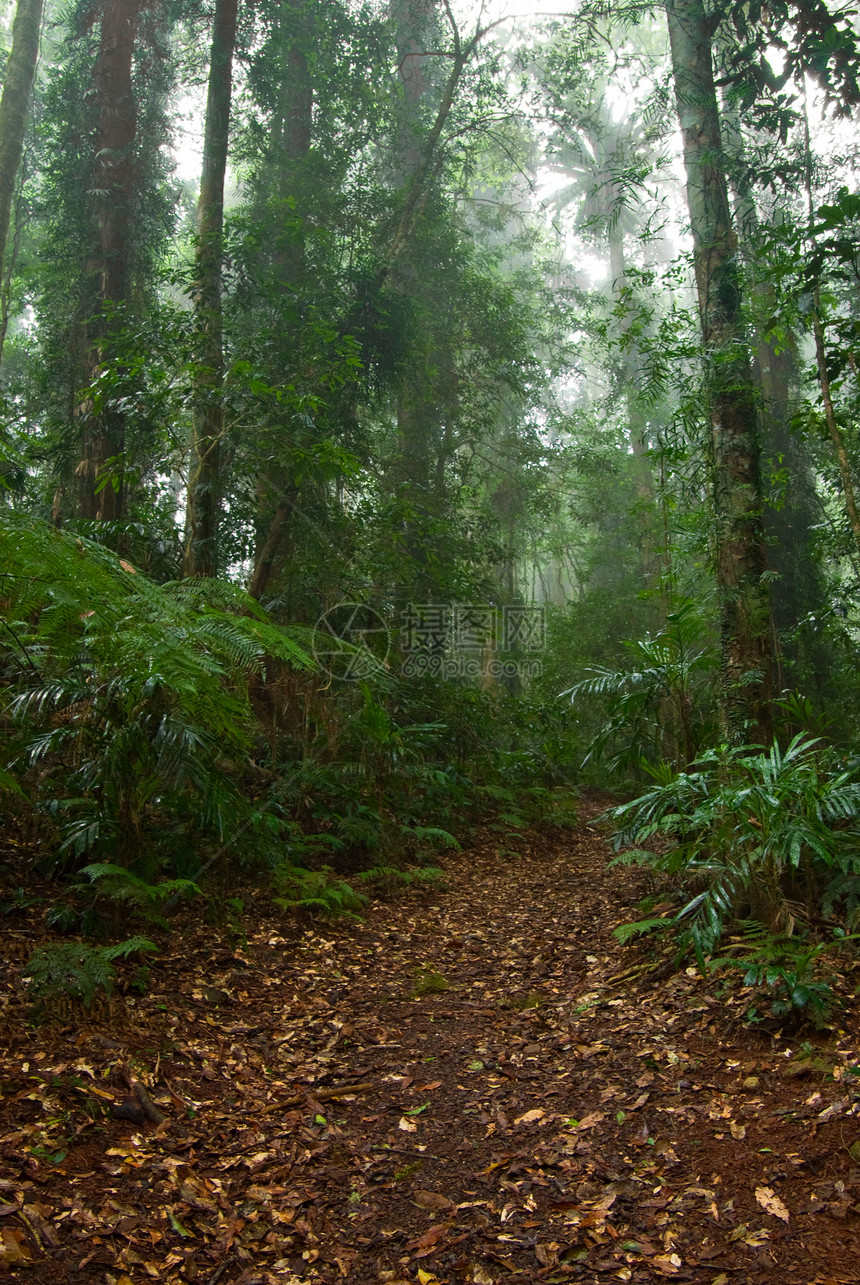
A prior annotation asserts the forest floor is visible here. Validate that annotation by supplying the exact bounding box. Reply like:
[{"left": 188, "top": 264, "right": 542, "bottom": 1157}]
[{"left": 2, "top": 798, "right": 860, "bottom": 1285}]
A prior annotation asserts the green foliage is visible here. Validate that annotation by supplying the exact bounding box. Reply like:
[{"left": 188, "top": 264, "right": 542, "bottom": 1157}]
[
  {"left": 608, "top": 735, "right": 860, "bottom": 963},
  {"left": 0, "top": 511, "right": 315, "bottom": 869},
  {"left": 46, "top": 864, "right": 199, "bottom": 936},
  {"left": 613, "top": 916, "right": 676, "bottom": 945},
  {"left": 563, "top": 602, "right": 718, "bottom": 775},
  {"left": 271, "top": 865, "right": 369, "bottom": 918},
  {"left": 356, "top": 864, "right": 446, "bottom": 898},
  {"left": 22, "top": 935, "right": 156, "bottom": 1013},
  {"left": 4, "top": 0, "right": 859, "bottom": 967},
  {"left": 708, "top": 924, "right": 850, "bottom": 1026}
]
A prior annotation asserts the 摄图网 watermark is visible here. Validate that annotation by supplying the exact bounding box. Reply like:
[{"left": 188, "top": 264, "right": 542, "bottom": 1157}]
[{"left": 312, "top": 602, "right": 546, "bottom": 681}]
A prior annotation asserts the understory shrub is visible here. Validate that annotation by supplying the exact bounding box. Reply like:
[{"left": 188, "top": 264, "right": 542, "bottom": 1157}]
[
  {"left": 608, "top": 735, "right": 860, "bottom": 1016},
  {"left": 1, "top": 516, "right": 580, "bottom": 933},
  {"left": 22, "top": 935, "right": 157, "bottom": 1014},
  {"left": 0, "top": 511, "right": 314, "bottom": 875},
  {"left": 271, "top": 865, "right": 369, "bottom": 917},
  {"left": 562, "top": 601, "right": 718, "bottom": 775}
]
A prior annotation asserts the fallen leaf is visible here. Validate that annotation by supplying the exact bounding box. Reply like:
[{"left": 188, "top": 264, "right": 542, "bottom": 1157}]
[
  {"left": 755, "top": 1186, "right": 789, "bottom": 1222},
  {"left": 534, "top": 1241, "right": 559, "bottom": 1266},
  {"left": 631, "top": 1117, "right": 650, "bottom": 1144},
  {"left": 576, "top": 1110, "right": 605, "bottom": 1132},
  {"left": 398, "top": 1116, "right": 418, "bottom": 1132},
  {"left": 414, "top": 1190, "right": 454, "bottom": 1212},
  {"left": 0, "top": 1226, "right": 32, "bottom": 1264},
  {"left": 168, "top": 1209, "right": 193, "bottom": 1237},
  {"left": 405, "top": 1222, "right": 452, "bottom": 1253},
  {"left": 514, "top": 1108, "right": 544, "bottom": 1125},
  {"left": 818, "top": 1097, "right": 850, "bottom": 1122},
  {"left": 730, "top": 1120, "right": 746, "bottom": 1140},
  {"left": 728, "top": 1223, "right": 771, "bottom": 1247}
]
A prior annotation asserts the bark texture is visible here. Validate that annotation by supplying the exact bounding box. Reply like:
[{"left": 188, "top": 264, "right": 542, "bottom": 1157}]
[
  {"left": 183, "top": 0, "right": 239, "bottom": 578},
  {"left": 78, "top": 0, "right": 144, "bottom": 522},
  {"left": 666, "top": 0, "right": 773, "bottom": 743},
  {"left": 249, "top": 0, "right": 313, "bottom": 602},
  {"left": 716, "top": 58, "right": 825, "bottom": 677},
  {"left": 0, "top": 0, "right": 44, "bottom": 367}
]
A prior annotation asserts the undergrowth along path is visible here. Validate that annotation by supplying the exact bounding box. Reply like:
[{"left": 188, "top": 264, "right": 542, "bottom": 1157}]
[{"left": 2, "top": 803, "right": 860, "bottom": 1284}]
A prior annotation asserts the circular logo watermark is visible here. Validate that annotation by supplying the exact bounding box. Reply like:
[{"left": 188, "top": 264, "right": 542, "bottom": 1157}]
[{"left": 313, "top": 602, "right": 391, "bottom": 682}]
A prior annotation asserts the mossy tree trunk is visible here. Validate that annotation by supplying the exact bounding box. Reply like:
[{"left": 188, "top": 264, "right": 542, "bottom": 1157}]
[
  {"left": 248, "top": 0, "right": 313, "bottom": 603},
  {"left": 183, "top": 0, "right": 239, "bottom": 578},
  {"left": 0, "top": 0, "right": 44, "bottom": 369},
  {"left": 77, "top": 0, "right": 145, "bottom": 523},
  {"left": 666, "top": 0, "right": 773, "bottom": 744}
]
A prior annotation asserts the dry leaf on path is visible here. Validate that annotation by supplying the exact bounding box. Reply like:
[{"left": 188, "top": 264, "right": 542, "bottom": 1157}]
[
  {"left": 755, "top": 1186, "right": 789, "bottom": 1222},
  {"left": 0, "top": 1226, "right": 32, "bottom": 1264},
  {"left": 405, "top": 1222, "right": 453, "bottom": 1253},
  {"left": 414, "top": 1189, "right": 455, "bottom": 1212},
  {"left": 575, "top": 1110, "right": 605, "bottom": 1132}
]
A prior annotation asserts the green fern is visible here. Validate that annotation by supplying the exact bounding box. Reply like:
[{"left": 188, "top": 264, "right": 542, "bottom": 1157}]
[
  {"left": 0, "top": 511, "right": 316, "bottom": 877},
  {"left": 404, "top": 825, "right": 460, "bottom": 851},
  {"left": 613, "top": 916, "right": 676, "bottom": 945},
  {"left": 271, "top": 865, "right": 368, "bottom": 917},
  {"left": 356, "top": 864, "right": 446, "bottom": 897},
  {"left": 22, "top": 936, "right": 156, "bottom": 1011},
  {"left": 606, "top": 736, "right": 860, "bottom": 965},
  {"left": 562, "top": 600, "right": 717, "bottom": 772}
]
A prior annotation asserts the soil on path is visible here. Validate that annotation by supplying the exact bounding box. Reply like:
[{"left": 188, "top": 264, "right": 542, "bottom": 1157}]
[{"left": 2, "top": 802, "right": 860, "bottom": 1285}]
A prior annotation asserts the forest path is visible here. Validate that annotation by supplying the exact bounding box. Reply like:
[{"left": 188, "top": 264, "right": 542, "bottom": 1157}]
[{"left": 2, "top": 805, "right": 860, "bottom": 1284}]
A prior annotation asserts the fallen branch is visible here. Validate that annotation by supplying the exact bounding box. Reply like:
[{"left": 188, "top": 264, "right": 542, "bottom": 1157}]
[
  {"left": 133, "top": 1081, "right": 165, "bottom": 1125},
  {"left": 261, "top": 1077, "right": 388, "bottom": 1115},
  {"left": 604, "top": 962, "right": 652, "bottom": 987}
]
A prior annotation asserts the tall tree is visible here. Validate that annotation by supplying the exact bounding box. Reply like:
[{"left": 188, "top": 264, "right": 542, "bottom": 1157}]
[
  {"left": 546, "top": 87, "right": 662, "bottom": 582},
  {"left": 77, "top": 0, "right": 146, "bottom": 522},
  {"left": 246, "top": 0, "right": 315, "bottom": 602},
  {"left": 0, "top": 0, "right": 44, "bottom": 369},
  {"left": 183, "top": 0, "right": 240, "bottom": 578},
  {"left": 715, "top": 48, "right": 827, "bottom": 683},
  {"left": 665, "top": 0, "right": 773, "bottom": 743},
  {"left": 36, "top": 0, "right": 176, "bottom": 528}
]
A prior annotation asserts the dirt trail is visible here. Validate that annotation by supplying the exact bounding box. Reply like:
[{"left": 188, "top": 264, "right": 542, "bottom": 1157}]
[{"left": 2, "top": 808, "right": 860, "bottom": 1284}]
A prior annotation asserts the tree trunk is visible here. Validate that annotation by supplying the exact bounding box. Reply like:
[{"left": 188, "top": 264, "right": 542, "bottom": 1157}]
[
  {"left": 183, "top": 0, "right": 239, "bottom": 578},
  {"left": 716, "top": 54, "right": 825, "bottom": 675},
  {"left": 249, "top": 0, "right": 313, "bottom": 602},
  {"left": 248, "top": 485, "right": 298, "bottom": 601},
  {"left": 799, "top": 95, "right": 860, "bottom": 566},
  {"left": 665, "top": 0, "right": 773, "bottom": 744},
  {"left": 812, "top": 297, "right": 860, "bottom": 558},
  {"left": 77, "top": 0, "right": 144, "bottom": 523},
  {"left": 608, "top": 227, "right": 659, "bottom": 583},
  {"left": 0, "top": 0, "right": 43, "bottom": 369}
]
